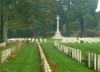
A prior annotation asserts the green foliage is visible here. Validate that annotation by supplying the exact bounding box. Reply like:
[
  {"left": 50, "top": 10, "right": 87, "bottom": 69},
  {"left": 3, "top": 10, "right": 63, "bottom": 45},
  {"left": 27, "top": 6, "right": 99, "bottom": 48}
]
[
  {"left": 55, "top": 0, "right": 99, "bottom": 37},
  {"left": 83, "top": 13, "right": 94, "bottom": 29},
  {"left": 2, "top": 0, "right": 56, "bottom": 38},
  {"left": 86, "top": 29, "right": 100, "bottom": 37},
  {"left": 1, "top": 0, "right": 100, "bottom": 37}
]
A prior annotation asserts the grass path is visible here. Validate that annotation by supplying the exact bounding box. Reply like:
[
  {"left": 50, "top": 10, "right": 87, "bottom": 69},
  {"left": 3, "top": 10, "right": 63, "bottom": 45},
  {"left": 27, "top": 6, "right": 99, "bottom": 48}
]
[
  {"left": 2, "top": 43, "right": 41, "bottom": 72},
  {"left": 42, "top": 41, "right": 93, "bottom": 72}
]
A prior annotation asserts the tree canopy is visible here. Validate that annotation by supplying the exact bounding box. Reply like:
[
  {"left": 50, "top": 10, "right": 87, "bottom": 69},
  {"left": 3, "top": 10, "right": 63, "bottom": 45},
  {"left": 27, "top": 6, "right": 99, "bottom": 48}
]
[
  {"left": 0, "top": 0, "right": 100, "bottom": 42},
  {"left": 54, "top": 0, "right": 99, "bottom": 37},
  {"left": 0, "top": 0, "right": 56, "bottom": 42}
]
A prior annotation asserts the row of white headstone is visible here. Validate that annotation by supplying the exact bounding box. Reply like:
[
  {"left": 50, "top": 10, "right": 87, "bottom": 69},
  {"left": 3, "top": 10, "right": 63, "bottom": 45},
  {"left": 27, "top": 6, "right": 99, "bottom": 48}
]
[
  {"left": 55, "top": 41, "right": 100, "bottom": 72},
  {"left": 62, "top": 37, "right": 100, "bottom": 43},
  {"left": 38, "top": 42, "right": 51, "bottom": 72},
  {"left": 0, "top": 42, "right": 6, "bottom": 48},
  {"left": 88, "top": 52, "right": 100, "bottom": 72},
  {"left": 7, "top": 38, "right": 47, "bottom": 43},
  {"left": 1, "top": 43, "right": 22, "bottom": 63},
  {"left": 55, "top": 41, "right": 81, "bottom": 62},
  {"left": 7, "top": 38, "right": 31, "bottom": 43}
]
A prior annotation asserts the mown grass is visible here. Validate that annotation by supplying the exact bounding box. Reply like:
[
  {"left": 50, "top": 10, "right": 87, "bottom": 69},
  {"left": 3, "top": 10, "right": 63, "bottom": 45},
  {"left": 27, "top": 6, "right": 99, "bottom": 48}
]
[
  {"left": 1, "top": 43, "right": 41, "bottom": 72},
  {"left": 42, "top": 40, "right": 93, "bottom": 72},
  {"left": 62, "top": 43, "right": 100, "bottom": 56}
]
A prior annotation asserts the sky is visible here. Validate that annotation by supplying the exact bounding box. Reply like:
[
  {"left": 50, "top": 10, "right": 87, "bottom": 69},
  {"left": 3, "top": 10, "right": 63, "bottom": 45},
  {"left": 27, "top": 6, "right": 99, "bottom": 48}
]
[{"left": 96, "top": 0, "right": 100, "bottom": 12}]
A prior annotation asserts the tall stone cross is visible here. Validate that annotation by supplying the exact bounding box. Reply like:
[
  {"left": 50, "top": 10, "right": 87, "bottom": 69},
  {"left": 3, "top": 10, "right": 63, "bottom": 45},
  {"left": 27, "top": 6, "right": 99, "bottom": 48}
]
[
  {"left": 56, "top": 15, "right": 60, "bottom": 32},
  {"left": 52, "top": 15, "right": 62, "bottom": 39}
]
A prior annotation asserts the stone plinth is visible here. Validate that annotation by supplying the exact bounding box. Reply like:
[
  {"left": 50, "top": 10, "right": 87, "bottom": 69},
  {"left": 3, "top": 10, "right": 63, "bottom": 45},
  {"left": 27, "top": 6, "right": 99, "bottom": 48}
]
[{"left": 52, "top": 31, "right": 63, "bottom": 39}]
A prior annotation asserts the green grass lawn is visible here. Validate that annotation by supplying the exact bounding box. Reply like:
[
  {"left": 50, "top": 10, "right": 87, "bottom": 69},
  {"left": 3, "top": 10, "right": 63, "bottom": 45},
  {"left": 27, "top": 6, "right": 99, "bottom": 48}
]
[
  {"left": 62, "top": 43, "right": 100, "bottom": 55},
  {"left": 42, "top": 40, "right": 93, "bottom": 72},
  {"left": 1, "top": 43, "right": 41, "bottom": 72}
]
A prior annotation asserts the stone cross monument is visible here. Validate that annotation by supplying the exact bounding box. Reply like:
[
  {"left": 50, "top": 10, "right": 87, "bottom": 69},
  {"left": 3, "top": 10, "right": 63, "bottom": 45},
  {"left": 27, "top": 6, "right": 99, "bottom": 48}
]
[
  {"left": 56, "top": 15, "right": 60, "bottom": 32},
  {"left": 52, "top": 15, "right": 63, "bottom": 39}
]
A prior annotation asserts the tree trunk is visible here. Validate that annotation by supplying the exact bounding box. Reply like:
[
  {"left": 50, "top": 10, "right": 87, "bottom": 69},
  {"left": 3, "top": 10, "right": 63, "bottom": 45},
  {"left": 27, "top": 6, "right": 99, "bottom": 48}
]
[
  {"left": 79, "top": 17, "right": 84, "bottom": 37},
  {"left": 34, "top": 32, "right": 38, "bottom": 40},
  {"left": 66, "top": 26, "right": 71, "bottom": 36},
  {"left": 0, "top": 0, "right": 4, "bottom": 43},
  {"left": 3, "top": 21, "right": 8, "bottom": 42},
  {"left": 83, "top": 21, "right": 87, "bottom": 37},
  {"left": 43, "top": 31, "right": 46, "bottom": 38},
  {"left": 2, "top": 10, "right": 8, "bottom": 42},
  {"left": 80, "top": 17, "right": 87, "bottom": 37}
]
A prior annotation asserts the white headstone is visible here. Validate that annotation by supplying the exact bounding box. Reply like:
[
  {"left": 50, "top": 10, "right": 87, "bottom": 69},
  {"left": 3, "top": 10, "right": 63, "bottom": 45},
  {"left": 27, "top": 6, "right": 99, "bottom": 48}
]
[
  {"left": 65, "top": 47, "right": 69, "bottom": 54},
  {"left": 79, "top": 50, "right": 81, "bottom": 62},
  {"left": 40, "top": 38, "right": 42, "bottom": 42},
  {"left": 44, "top": 39, "right": 47, "bottom": 42},
  {"left": 32, "top": 38, "right": 34, "bottom": 42},
  {"left": 94, "top": 54, "right": 96, "bottom": 70},
  {"left": 76, "top": 49, "right": 80, "bottom": 62},
  {"left": 88, "top": 52, "right": 91, "bottom": 68},
  {"left": 97, "top": 55, "right": 100, "bottom": 72}
]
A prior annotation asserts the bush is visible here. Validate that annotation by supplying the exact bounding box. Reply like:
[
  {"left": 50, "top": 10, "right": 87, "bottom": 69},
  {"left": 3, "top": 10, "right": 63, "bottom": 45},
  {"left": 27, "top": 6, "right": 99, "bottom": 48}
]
[
  {"left": 87, "top": 29, "right": 100, "bottom": 37},
  {"left": 80, "top": 40, "right": 84, "bottom": 43}
]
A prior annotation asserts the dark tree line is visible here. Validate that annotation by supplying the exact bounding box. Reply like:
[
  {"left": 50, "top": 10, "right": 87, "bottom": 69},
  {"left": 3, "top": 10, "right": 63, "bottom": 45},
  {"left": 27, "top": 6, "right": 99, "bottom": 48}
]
[
  {"left": 0, "top": 0, "right": 56, "bottom": 43},
  {"left": 0, "top": 0, "right": 100, "bottom": 43}
]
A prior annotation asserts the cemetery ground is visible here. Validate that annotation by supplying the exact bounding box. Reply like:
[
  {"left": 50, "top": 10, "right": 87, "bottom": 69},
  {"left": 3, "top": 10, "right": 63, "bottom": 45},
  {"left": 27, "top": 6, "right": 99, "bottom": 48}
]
[
  {"left": 61, "top": 43, "right": 100, "bottom": 56},
  {"left": 1, "top": 43, "right": 41, "bottom": 72},
  {"left": 41, "top": 40, "right": 93, "bottom": 72},
  {"left": 0, "top": 43, "right": 17, "bottom": 51},
  {"left": 1, "top": 39, "right": 100, "bottom": 72}
]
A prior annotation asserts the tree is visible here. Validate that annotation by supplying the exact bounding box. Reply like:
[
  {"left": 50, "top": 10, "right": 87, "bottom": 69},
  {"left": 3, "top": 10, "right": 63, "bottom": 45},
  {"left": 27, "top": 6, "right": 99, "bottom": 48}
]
[
  {"left": 54, "top": 0, "right": 98, "bottom": 37},
  {"left": 0, "top": 0, "right": 4, "bottom": 43},
  {"left": 6, "top": 0, "right": 56, "bottom": 38}
]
